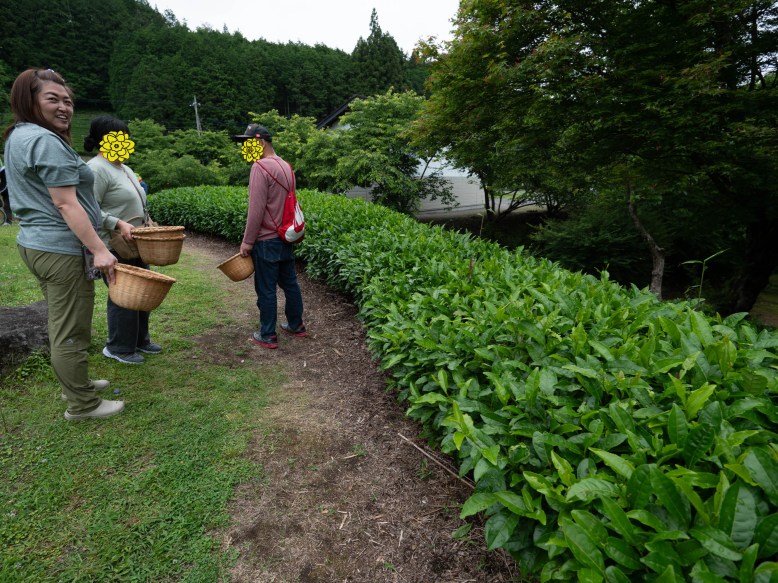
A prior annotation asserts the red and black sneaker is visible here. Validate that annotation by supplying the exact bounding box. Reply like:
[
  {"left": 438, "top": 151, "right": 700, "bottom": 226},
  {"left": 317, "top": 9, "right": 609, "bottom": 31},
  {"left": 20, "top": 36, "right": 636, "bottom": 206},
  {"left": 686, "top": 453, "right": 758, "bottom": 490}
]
[
  {"left": 280, "top": 323, "right": 307, "bottom": 337},
  {"left": 251, "top": 332, "right": 278, "bottom": 349}
]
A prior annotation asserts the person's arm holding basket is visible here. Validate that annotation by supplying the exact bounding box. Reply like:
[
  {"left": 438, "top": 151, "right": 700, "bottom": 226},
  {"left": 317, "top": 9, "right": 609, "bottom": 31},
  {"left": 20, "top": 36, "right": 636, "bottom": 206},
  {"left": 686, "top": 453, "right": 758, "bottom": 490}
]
[{"left": 48, "top": 185, "right": 116, "bottom": 282}]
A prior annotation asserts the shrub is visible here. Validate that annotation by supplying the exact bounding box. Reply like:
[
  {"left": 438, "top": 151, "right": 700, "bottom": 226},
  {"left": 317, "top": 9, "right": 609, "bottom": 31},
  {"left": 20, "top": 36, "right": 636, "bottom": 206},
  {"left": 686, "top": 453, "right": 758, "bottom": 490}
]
[{"left": 150, "top": 186, "right": 778, "bottom": 583}]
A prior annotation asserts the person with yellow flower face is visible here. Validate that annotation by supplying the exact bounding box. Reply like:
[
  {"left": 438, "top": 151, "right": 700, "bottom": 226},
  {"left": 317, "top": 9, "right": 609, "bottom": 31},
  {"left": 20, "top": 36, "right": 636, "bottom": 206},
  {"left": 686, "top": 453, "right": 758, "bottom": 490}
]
[{"left": 85, "top": 116, "right": 161, "bottom": 365}]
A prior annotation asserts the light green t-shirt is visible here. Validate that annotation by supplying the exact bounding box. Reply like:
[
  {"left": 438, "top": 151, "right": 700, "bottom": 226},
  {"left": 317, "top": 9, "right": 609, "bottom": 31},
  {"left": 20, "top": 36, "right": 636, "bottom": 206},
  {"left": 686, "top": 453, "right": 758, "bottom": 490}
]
[
  {"left": 87, "top": 156, "right": 146, "bottom": 249},
  {"left": 4, "top": 123, "right": 101, "bottom": 256}
]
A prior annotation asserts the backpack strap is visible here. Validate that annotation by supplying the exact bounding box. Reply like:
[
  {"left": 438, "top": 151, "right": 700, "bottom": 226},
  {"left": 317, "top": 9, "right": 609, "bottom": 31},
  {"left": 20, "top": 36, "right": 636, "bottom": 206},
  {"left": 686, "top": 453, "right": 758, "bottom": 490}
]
[
  {"left": 255, "top": 158, "right": 293, "bottom": 193},
  {"left": 254, "top": 159, "right": 293, "bottom": 231}
]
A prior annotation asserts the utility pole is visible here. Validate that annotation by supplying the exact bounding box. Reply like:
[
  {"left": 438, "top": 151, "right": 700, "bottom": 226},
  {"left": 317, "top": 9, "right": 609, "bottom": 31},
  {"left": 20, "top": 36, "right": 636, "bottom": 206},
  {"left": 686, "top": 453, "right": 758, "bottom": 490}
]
[{"left": 190, "top": 95, "right": 202, "bottom": 135}]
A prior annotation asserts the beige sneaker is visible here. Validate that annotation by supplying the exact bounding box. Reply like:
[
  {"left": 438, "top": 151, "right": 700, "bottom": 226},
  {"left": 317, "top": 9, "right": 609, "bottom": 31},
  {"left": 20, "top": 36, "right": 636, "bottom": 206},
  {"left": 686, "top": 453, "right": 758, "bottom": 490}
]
[
  {"left": 62, "top": 379, "right": 110, "bottom": 401},
  {"left": 64, "top": 399, "right": 124, "bottom": 421}
]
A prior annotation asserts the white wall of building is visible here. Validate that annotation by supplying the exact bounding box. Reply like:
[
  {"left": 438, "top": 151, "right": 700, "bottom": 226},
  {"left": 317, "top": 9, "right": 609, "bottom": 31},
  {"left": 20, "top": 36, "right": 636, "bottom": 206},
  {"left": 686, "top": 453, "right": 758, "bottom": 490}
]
[{"left": 328, "top": 118, "right": 484, "bottom": 216}]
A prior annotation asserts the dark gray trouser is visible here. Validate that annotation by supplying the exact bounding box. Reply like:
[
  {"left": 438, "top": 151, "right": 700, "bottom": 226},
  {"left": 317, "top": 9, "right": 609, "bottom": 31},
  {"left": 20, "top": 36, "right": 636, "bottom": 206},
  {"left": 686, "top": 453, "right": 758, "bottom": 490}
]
[{"left": 104, "top": 250, "right": 151, "bottom": 354}]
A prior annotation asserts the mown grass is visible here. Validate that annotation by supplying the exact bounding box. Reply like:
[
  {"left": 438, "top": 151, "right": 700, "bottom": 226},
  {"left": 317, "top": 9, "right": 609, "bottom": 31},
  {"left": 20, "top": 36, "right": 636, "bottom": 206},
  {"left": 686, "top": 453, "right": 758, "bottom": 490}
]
[{"left": 0, "top": 225, "right": 278, "bottom": 582}]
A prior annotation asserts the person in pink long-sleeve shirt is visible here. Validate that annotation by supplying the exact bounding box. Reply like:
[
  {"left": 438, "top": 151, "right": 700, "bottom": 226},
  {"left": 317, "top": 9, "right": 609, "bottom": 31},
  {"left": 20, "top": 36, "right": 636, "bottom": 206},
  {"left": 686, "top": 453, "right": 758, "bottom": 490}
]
[{"left": 234, "top": 124, "right": 306, "bottom": 349}]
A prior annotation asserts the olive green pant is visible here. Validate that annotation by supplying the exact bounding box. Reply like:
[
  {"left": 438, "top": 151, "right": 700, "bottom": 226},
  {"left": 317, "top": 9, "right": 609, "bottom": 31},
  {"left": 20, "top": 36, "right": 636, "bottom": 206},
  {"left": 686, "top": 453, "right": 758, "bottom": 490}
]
[{"left": 18, "top": 246, "right": 101, "bottom": 414}]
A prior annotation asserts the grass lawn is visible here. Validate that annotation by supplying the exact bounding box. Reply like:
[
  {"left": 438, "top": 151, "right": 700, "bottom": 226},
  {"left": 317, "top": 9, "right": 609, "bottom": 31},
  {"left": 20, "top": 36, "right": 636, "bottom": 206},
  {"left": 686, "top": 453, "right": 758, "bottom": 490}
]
[{"left": 0, "top": 225, "right": 279, "bottom": 582}]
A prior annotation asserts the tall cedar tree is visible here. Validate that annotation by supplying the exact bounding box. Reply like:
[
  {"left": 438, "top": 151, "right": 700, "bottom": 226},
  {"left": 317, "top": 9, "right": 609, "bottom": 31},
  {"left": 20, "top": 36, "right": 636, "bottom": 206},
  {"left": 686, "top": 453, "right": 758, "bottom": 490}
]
[
  {"left": 417, "top": 0, "right": 778, "bottom": 310},
  {"left": 0, "top": 0, "right": 163, "bottom": 100},
  {"left": 352, "top": 9, "right": 406, "bottom": 96}
]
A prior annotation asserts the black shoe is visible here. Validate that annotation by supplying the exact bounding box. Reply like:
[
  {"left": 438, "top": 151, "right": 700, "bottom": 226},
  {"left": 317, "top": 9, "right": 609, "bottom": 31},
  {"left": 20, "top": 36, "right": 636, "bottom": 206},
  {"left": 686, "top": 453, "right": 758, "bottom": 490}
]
[
  {"left": 103, "top": 347, "right": 145, "bottom": 364},
  {"left": 137, "top": 343, "right": 161, "bottom": 354},
  {"left": 280, "top": 323, "right": 307, "bottom": 337},
  {"left": 251, "top": 333, "right": 278, "bottom": 349}
]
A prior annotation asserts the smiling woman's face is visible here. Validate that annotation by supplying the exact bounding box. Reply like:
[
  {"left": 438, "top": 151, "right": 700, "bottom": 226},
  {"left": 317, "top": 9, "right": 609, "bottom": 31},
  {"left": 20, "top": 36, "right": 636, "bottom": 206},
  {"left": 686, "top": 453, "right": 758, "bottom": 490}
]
[{"left": 36, "top": 81, "right": 73, "bottom": 133}]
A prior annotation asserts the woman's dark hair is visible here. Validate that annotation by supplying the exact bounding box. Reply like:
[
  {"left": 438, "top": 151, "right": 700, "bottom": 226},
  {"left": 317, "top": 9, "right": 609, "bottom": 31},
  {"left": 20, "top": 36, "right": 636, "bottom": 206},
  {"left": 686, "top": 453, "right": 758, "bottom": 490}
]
[
  {"left": 84, "top": 116, "right": 130, "bottom": 152},
  {"left": 3, "top": 69, "right": 76, "bottom": 143}
]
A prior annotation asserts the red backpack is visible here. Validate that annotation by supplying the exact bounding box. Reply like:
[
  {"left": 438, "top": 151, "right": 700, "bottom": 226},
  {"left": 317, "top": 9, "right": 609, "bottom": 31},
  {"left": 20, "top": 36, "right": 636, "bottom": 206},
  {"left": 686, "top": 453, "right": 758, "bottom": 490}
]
[{"left": 254, "top": 158, "right": 305, "bottom": 244}]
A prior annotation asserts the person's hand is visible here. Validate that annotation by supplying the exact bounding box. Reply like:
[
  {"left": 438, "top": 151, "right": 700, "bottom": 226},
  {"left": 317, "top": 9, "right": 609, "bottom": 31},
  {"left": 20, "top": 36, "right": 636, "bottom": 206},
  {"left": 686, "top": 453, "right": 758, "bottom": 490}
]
[
  {"left": 240, "top": 242, "right": 253, "bottom": 257},
  {"left": 93, "top": 249, "right": 118, "bottom": 284},
  {"left": 116, "top": 220, "right": 134, "bottom": 242}
]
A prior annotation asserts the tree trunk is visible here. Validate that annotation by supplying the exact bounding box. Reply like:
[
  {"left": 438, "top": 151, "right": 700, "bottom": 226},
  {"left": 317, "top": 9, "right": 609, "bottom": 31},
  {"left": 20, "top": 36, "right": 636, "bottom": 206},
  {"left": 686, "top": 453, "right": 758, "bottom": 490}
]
[
  {"left": 732, "top": 216, "right": 778, "bottom": 313},
  {"left": 627, "top": 186, "right": 665, "bottom": 299},
  {"left": 481, "top": 178, "right": 496, "bottom": 222}
]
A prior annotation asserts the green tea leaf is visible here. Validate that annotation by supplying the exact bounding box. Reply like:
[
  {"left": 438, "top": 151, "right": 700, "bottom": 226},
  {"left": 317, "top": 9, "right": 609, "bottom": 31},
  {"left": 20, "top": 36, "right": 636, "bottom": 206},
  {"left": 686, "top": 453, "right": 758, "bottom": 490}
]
[
  {"left": 626, "top": 464, "right": 653, "bottom": 509},
  {"left": 753, "top": 562, "right": 778, "bottom": 575},
  {"left": 604, "top": 566, "right": 632, "bottom": 583},
  {"left": 460, "top": 493, "right": 498, "bottom": 518},
  {"left": 687, "top": 383, "right": 715, "bottom": 419},
  {"left": 563, "top": 522, "right": 605, "bottom": 574},
  {"left": 682, "top": 423, "right": 715, "bottom": 468},
  {"left": 655, "top": 565, "right": 679, "bottom": 583},
  {"left": 669, "top": 475, "right": 711, "bottom": 526},
  {"left": 668, "top": 403, "right": 688, "bottom": 448},
  {"left": 485, "top": 509, "right": 520, "bottom": 551},
  {"left": 650, "top": 465, "right": 691, "bottom": 526},
  {"left": 566, "top": 478, "right": 621, "bottom": 502},
  {"left": 589, "top": 448, "right": 634, "bottom": 480},
  {"left": 740, "top": 543, "right": 759, "bottom": 583},
  {"left": 493, "top": 491, "right": 528, "bottom": 516},
  {"left": 627, "top": 509, "right": 666, "bottom": 532},
  {"left": 754, "top": 513, "right": 778, "bottom": 559},
  {"left": 690, "top": 527, "right": 743, "bottom": 561},
  {"left": 603, "top": 536, "right": 643, "bottom": 570},
  {"left": 744, "top": 448, "right": 778, "bottom": 506},
  {"left": 719, "top": 482, "right": 758, "bottom": 549},
  {"left": 601, "top": 496, "right": 640, "bottom": 547},
  {"left": 577, "top": 568, "right": 603, "bottom": 583},
  {"left": 691, "top": 310, "right": 715, "bottom": 347},
  {"left": 572, "top": 510, "right": 609, "bottom": 546}
]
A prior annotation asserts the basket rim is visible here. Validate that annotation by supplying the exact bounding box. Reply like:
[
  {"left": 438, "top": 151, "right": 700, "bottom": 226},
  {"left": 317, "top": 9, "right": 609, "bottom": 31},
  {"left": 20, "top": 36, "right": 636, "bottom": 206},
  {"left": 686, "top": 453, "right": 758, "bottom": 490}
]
[
  {"left": 133, "top": 234, "right": 187, "bottom": 241},
  {"left": 114, "top": 264, "right": 177, "bottom": 283},
  {"left": 132, "top": 226, "right": 185, "bottom": 234},
  {"left": 216, "top": 252, "right": 253, "bottom": 269}
]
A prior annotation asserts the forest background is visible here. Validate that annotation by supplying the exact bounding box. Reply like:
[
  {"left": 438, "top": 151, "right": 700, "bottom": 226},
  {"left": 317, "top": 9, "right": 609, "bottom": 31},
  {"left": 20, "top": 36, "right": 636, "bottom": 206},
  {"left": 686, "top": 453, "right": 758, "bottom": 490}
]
[{"left": 2, "top": 0, "right": 778, "bottom": 316}]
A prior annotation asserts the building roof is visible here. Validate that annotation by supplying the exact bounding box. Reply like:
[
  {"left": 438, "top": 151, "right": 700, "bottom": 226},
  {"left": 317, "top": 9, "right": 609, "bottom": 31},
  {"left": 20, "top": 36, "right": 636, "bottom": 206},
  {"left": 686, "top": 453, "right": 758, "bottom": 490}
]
[{"left": 316, "top": 94, "right": 367, "bottom": 130}]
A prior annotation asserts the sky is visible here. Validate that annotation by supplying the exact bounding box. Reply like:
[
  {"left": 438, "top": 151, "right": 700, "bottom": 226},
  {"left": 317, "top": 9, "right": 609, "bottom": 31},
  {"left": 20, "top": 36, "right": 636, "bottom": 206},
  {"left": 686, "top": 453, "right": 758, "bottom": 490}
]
[{"left": 154, "top": 0, "right": 460, "bottom": 54}]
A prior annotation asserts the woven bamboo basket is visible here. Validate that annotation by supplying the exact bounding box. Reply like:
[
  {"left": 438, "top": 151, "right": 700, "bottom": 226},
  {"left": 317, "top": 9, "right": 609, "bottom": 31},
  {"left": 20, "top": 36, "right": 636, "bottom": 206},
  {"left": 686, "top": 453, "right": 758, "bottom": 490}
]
[
  {"left": 133, "top": 234, "right": 186, "bottom": 266},
  {"left": 132, "top": 226, "right": 185, "bottom": 240},
  {"left": 217, "top": 253, "right": 255, "bottom": 282},
  {"left": 109, "top": 264, "right": 176, "bottom": 311}
]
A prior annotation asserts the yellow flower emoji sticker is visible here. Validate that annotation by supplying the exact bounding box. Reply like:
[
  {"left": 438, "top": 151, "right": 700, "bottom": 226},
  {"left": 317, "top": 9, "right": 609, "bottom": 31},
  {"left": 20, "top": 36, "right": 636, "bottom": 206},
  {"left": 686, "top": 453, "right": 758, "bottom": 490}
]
[
  {"left": 100, "top": 131, "right": 135, "bottom": 162},
  {"left": 241, "top": 138, "right": 264, "bottom": 162}
]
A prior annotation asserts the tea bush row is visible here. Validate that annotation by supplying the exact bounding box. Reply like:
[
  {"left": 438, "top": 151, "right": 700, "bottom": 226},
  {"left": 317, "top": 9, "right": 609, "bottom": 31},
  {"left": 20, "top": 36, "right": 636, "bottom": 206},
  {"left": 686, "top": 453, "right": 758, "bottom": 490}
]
[{"left": 149, "top": 186, "right": 778, "bottom": 583}]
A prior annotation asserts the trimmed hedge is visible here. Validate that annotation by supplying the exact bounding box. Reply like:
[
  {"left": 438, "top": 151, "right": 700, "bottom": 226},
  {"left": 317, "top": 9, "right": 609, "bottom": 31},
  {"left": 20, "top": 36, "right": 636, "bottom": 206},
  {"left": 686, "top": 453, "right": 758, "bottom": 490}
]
[{"left": 150, "top": 186, "right": 778, "bottom": 583}]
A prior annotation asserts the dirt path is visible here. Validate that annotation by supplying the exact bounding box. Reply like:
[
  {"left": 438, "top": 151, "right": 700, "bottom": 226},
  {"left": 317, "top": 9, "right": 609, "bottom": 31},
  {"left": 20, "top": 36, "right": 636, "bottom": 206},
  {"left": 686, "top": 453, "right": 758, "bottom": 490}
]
[{"left": 183, "top": 233, "right": 519, "bottom": 583}]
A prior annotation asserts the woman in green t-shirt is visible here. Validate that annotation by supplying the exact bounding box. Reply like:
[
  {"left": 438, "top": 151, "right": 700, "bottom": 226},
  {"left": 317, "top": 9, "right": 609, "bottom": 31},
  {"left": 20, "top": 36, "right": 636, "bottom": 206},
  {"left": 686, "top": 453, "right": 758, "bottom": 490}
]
[
  {"left": 3, "top": 69, "right": 123, "bottom": 421},
  {"left": 85, "top": 116, "right": 161, "bottom": 365}
]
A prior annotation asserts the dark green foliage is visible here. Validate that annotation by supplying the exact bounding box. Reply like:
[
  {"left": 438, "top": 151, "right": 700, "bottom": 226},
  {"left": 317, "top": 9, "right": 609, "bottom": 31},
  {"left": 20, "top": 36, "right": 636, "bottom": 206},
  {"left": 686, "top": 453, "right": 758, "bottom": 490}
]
[
  {"left": 297, "top": 92, "right": 455, "bottom": 214},
  {"left": 109, "top": 24, "right": 273, "bottom": 130},
  {"left": 127, "top": 120, "right": 247, "bottom": 193},
  {"left": 532, "top": 204, "right": 670, "bottom": 287},
  {"left": 351, "top": 9, "right": 406, "bottom": 96},
  {"left": 417, "top": 0, "right": 778, "bottom": 311},
  {"left": 150, "top": 186, "right": 778, "bottom": 583},
  {"left": 532, "top": 199, "right": 743, "bottom": 300},
  {"left": 0, "top": 0, "right": 163, "bottom": 100}
]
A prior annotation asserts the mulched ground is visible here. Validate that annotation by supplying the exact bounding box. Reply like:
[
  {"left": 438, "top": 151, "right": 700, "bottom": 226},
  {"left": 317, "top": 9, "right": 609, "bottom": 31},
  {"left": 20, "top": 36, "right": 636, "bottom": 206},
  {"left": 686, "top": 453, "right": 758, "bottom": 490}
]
[{"left": 184, "top": 233, "right": 522, "bottom": 583}]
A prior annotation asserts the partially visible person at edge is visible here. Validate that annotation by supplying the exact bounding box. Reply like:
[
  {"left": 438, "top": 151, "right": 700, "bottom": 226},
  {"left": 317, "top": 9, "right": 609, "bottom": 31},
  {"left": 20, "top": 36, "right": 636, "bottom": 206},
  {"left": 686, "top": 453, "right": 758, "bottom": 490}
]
[
  {"left": 85, "top": 116, "right": 161, "bottom": 365},
  {"left": 3, "top": 69, "right": 123, "bottom": 420},
  {"left": 236, "top": 124, "right": 306, "bottom": 348}
]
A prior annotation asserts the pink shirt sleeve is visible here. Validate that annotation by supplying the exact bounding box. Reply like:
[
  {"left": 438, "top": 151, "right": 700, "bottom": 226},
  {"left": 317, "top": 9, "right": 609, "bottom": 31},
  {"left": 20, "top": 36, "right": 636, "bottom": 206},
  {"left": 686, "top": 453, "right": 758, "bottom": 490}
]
[{"left": 243, "top": 163, "right": 268, "bottom": 244}]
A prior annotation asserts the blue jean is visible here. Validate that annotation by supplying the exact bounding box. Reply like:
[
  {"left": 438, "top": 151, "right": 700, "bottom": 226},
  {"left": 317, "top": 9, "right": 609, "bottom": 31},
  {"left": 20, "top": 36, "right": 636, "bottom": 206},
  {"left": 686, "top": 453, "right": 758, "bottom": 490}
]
[{"left": 251, "top": 237, "right": 304, "bottom": 338}]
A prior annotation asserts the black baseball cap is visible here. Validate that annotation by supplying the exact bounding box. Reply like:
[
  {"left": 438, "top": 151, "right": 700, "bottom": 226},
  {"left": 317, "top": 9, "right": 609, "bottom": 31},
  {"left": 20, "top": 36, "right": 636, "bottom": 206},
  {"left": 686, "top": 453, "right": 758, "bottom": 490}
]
[{"left": 232, "top": 124, "right": 272, "bottom": 142}]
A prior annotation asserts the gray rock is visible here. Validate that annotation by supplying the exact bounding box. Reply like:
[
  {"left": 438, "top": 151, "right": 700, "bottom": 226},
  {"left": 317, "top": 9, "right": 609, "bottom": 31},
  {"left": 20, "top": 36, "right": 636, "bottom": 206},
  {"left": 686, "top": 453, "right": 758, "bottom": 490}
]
[{"left": 0, "top": 301, "right": 49, "bottom": 367}]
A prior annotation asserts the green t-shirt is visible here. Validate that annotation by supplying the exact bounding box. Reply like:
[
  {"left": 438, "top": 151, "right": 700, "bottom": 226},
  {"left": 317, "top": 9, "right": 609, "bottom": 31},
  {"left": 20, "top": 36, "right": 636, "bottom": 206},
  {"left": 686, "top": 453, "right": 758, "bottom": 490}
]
[
  {"left": 4, "top": 123, "right": 101, "bottom": 256},
  {"left": 87, "top": 156, "right": 146, "bottom": 249}
]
